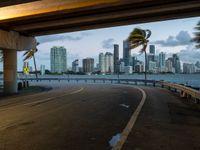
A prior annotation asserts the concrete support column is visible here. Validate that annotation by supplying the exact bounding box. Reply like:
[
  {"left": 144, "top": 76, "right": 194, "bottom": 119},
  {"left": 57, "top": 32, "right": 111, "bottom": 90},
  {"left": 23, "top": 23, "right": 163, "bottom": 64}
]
[{"left": 3, "top": 50, "right": 17, "bottom": 94}]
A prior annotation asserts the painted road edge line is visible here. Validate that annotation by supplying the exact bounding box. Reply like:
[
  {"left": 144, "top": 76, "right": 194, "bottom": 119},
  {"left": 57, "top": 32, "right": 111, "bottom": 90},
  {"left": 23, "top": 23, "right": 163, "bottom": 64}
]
[
  {"left": 24, "top": 87, "right": 84, "bottom": 106},
  {"left": 111, "top": 86, "right": 147, "bottom": 150}
]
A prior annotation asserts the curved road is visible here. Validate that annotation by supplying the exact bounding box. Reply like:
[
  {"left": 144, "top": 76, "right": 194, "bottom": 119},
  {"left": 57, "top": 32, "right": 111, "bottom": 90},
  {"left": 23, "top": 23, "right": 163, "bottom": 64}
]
[{"left": 0, "top": 83, "right": 200, "bottom": 150}]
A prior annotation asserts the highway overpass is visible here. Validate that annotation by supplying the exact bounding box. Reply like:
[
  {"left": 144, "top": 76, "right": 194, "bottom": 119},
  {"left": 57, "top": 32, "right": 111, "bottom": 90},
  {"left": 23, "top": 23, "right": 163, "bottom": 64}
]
[{"left": 0, "top": 0, "right": 200, "bottom": 94}]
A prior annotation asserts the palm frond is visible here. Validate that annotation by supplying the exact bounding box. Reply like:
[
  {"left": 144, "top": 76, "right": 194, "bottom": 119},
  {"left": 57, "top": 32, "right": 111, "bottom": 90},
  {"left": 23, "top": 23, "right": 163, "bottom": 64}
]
[
  {"left": 145, "top": 29, "right": 151, "bottom": 39},
  {"left": 23, "top": 49, "right": 37, "bottom": 61},
  {"left": 192, "top": 20, "right": 200, "bottom": 48}
]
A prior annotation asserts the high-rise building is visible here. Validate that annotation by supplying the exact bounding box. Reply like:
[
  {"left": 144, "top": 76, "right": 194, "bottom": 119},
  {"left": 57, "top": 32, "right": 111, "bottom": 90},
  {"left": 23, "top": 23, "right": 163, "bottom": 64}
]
[
  {"left": 114, "top": 44, "right": 119, "bottom": 73},
  {"left": 159, "top": 52, "right": 166, "bottom": 72},
  {"left": 195, "top": 61, "right": 200, "bottom": 68},
  {"left": 165, "top": 59, "right": 175, "bottom": 73},
  {"left": 119, "top": 59, "right": 125, "bottom": 73},
  {"left": 124, "top": 66, "right": 132, "bottom": 74},
  {"left": 148, "top": 61, "right": 157, "bottom": 73},
  {"left": 82, "top": 58, "right": 94, "bottom": 74},
  {"left": 72, "top": 59, "right": 79, "bottom": 73},
  {"left": 99, "top": 53, "right": 105, "bottom": 74},
  {"left": 131, "top": 56, "right": 137, "bottom": 71},
  {"left": 172, "top": 54, "right": 181, "bottom": 73},
  {"left": 135, "top": 61, "right": 144, "bottom": 73},
  {"left": 50, "top": 46, "right": 67, "bottom": 73},
  {"left": 123, "top": 39, "right": 131, "bottom": 66},
  {"left": 183, "top": 63, "right": 195, "bottom": 74},
  {"left": 40, "top": 65, "right": 45, "bottom": 75},
  {"left": 149, "top": 45, "right": 155, "bottom": 55},
  {"left": 105, "top": 52, "right": 114, "bottom": 73}
]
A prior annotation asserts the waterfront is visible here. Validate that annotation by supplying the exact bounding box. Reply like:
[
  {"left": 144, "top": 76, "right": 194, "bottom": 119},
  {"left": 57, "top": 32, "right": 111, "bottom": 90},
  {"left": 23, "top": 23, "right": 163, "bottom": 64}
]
[
  {"left": 15, "top": 73, "right": 200, "bottom": 88},
  {"left": 0, "top": 74, "right": 199, "bottom": 90}
]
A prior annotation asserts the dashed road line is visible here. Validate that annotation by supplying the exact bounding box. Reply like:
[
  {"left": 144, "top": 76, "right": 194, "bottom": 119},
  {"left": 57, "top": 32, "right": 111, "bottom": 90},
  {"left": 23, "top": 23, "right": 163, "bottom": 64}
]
[
  {"left": 24, "top": 87, "right": 84, "bottom": 106},
  {"left": 111, "top": 86, "right": 146, "bottom": 150}
]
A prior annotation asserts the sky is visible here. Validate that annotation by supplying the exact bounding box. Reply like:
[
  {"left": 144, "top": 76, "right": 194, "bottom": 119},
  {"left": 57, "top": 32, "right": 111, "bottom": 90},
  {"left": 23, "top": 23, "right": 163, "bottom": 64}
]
[{"left": 1, "top": 16, "right": 200, "bottom": 71}]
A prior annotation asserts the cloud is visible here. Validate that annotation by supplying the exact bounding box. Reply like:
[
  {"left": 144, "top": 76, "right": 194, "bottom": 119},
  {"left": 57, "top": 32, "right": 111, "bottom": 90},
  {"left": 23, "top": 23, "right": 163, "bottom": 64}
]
[
  {"left": 152, "top": 31, "right": 192, "bottom": 47},
  {"left": 177, "top": 47, "right": 200, "bottom": 63},
  {"left": 36, "top": 32, "right": 90, "bottom": 44},
  {"left": 101, "top": 38, "right": 115, "bottom": 49}
]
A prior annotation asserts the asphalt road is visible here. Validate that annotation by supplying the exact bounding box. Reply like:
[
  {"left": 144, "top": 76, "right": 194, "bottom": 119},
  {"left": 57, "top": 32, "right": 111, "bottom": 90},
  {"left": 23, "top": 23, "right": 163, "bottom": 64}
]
[{"left": 0, "top": 83, "right": 200, "bottom": 150}]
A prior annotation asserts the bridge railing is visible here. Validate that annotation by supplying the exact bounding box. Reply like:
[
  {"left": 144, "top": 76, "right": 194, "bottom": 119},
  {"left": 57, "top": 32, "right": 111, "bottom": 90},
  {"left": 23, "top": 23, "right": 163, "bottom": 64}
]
[
  {"left": 1, "top": 77, "right": 200, "bottom": 103},
  {"left": 18, "top": 77, "right": 158, "bottom": 86},
  {"left": 159, "top": 81, "right": 200, "bottom": 102}
]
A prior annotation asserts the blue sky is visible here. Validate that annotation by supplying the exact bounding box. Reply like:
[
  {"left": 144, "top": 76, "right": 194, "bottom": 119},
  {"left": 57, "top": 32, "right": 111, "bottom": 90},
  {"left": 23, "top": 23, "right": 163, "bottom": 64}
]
[{"left": 1, "top": 16, "right": 200, "bottom": 71}]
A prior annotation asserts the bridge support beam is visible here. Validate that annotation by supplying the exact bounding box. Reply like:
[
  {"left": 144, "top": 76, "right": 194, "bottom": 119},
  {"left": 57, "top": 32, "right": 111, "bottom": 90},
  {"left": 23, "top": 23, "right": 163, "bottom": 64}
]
[
  {"left": 3, "top": 49, "right": 17, "bottom": 94},
  {"left": 0, "top": 29, "right": 37, "bottom": 94}
]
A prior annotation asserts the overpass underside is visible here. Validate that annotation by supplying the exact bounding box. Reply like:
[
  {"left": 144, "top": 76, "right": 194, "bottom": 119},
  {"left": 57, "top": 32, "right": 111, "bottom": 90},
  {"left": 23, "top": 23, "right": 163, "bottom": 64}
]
[{"left": 0, "top": 0, "right": 200, "bottom": 94}]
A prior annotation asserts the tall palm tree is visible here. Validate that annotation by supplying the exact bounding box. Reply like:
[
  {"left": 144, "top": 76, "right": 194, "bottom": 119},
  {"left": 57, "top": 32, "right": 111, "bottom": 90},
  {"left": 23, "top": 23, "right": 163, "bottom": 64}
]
[
  {"left": 23, "top": 48, "right": 38, "bottom": 79},
  {"left": 128, "top": 28, "right": 151, "bottom": 82},
  {"left": 0, "top": 50, "right": 3, "bottom": 62},
  {"left": 192, "top": 21, "right": 200, "bottom": 48}
]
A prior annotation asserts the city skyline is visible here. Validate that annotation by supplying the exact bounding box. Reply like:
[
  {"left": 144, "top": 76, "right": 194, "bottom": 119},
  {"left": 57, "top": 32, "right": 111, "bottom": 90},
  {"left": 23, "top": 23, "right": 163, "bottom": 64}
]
[{"left": 0, "top": 17, "right": 200, "bottom": 71}]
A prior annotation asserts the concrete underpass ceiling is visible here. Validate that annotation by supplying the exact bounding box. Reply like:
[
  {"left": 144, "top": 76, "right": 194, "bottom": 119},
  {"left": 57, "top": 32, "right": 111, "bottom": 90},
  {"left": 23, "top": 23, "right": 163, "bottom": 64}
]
[{"left": 0, "top": 0, "right": 200, "bottom": 36}]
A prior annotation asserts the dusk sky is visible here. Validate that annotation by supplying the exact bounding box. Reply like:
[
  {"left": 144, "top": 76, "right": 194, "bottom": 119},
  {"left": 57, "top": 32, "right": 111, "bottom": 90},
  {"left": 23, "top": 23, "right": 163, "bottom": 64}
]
[{"left": 1, "top": 16, "right": 200, "bottom": 71}]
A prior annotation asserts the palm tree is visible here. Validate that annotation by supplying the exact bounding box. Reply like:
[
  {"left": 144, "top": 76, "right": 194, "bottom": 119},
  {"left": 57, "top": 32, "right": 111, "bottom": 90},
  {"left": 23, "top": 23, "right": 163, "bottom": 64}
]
[
  {"left": 23, "top": 48, "right": 38, "bottom": 79},
  {"left": 0, "top": 50, "right": 3, "bottom": 62},
  {"left": 192, "top": 21, "right": 200, "bottom": 48},
  {"left": 128, "top": 28, "right": 151, "bottom": 82}
]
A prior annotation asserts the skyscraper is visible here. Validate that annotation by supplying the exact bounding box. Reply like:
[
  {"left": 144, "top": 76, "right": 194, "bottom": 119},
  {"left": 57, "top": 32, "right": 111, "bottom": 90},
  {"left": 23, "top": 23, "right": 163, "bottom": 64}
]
[
  {"left": 99, "top": 53, "right": 105, "bottom": 74},
  {"left": 159, "top": 52, "right": 166, "bottom": 72},
  {"left": 147, "top": 45, "right": 156, "bottom": 71},
  {"left": 72, "top": 59, "right": 79, "bottom": 73},
  {"left": 166, "top": 58, "right": 175, "bottom": 73},
  {"left": 123, "top": 39, "right": 131, "bottom": 66},
  {"left": 149, "top": 45, "right": 155, "bottom": 55},
  {"left": 183, "top": 63, "right": 195, "bottom": 74},
  {"left": 105, "top": 52, "right": 114, "bottom": 73},
  {"left": 40, "top": 65, "right": 45, "bottom": 75},
  {"left": 114, "top": 44, "right": 119, "bottom": 73},
  {"left": 172, "top": 54, "right": 181, "bottom": 73},
  {"left": 50, "top": 46, "right": 67, "bottom": 73},
  {"left": 82, "top": 58, "right": 94, "bottom": 74}
]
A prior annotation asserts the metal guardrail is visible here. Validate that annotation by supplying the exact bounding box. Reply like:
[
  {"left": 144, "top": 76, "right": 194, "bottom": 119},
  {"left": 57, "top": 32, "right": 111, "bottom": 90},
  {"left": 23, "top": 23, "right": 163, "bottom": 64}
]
[
  {"left": 19, "top": 77, "right": 158, "bottom": 86},
  {"left": 159, "top": 81, "right": 200, "bottom": 101},
  {"left": 0, "top": 77, "right": 199, "bottom": 102}
]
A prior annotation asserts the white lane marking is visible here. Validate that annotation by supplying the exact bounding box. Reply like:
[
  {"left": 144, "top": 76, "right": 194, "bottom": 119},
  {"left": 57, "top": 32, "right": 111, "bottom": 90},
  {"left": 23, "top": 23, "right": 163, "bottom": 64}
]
[
  {"left": 111, "top": 86, "right": 146, "bottom": 150},
  {"left": 24, "top": 87, "right": 84, "bottom": 106}
]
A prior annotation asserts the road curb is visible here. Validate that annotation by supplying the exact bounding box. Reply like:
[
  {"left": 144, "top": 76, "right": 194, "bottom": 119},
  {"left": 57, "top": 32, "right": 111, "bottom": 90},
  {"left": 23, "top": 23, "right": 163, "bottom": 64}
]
[{"left": 111, "top": 86, "right": 146, "bottom": 150}]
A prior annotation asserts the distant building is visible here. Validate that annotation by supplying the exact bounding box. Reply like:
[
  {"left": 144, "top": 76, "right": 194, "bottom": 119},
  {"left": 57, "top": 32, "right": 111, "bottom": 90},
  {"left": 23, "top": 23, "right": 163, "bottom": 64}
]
[
  {"left": 105, "top": 52, "right": 114, "bottom": 73},
  {"left": 172, "top": 54, "right": 181, "bottom": 73},
  {"left": 183, "top": 63, "right": 195, "bottom": 74},
  {"left": 124, "top": 66, "right": 133, "bottom": 74},
  {"left": 195, "top": 61, "right": 200, "bottom": 68},
  {"left": 99, "top": 53, "right": 105, "bottom": 74},
  {"left": 72, "top": 59, "right": 79, "bottom": 73},
  {"left": 131, "top": 56, "right": 137, "bottom": 71},
  {"left": 148, "top": 61, "right": 157, "bottom": 73},
  {"left": 135, "top": 61, "right": 144, "bottom": 73},
  {"left": 158, "top": 52, "right": 166, "bottom": 72},
  {"left": 123, "top": 39, "right": 131, "bottom": 66},
  {"left": 165, "top": 59, "right": 175, "bottom": 73},
  {"left": 82, "top": 58, "right": 94, "bottom": 74},
  {"left": 114, "top": 44, "right": 120, "bottom": 73},
  {"left": 149, "top": 45, "right": 155, "bottom": 55},
  {"left": 119, "top": 60, "right": 125, "bottom": 73},
  {"left": 29, "top": 66, "right": 33, "bottom": 72},
  {"left": 147, "top": 54, "right": 155, "bottom": 71},
  {"left": 50, "top": 46, "right": 67, "bottom": 73},
  {"left": 40, "top": 65, "right": 45, "bottom": 75}
]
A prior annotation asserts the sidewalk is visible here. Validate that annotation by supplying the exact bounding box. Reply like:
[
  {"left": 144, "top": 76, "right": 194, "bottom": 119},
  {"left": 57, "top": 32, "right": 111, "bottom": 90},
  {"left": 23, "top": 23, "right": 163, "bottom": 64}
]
[{"left": 122, "top": 87, "right": 200, "bottom": 150}]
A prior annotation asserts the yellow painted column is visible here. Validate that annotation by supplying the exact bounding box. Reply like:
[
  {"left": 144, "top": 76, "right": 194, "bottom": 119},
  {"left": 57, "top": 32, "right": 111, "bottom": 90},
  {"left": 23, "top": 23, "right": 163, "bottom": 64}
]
[{"left": 3, "top": 49, "right": 17, "bottom": 94}]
